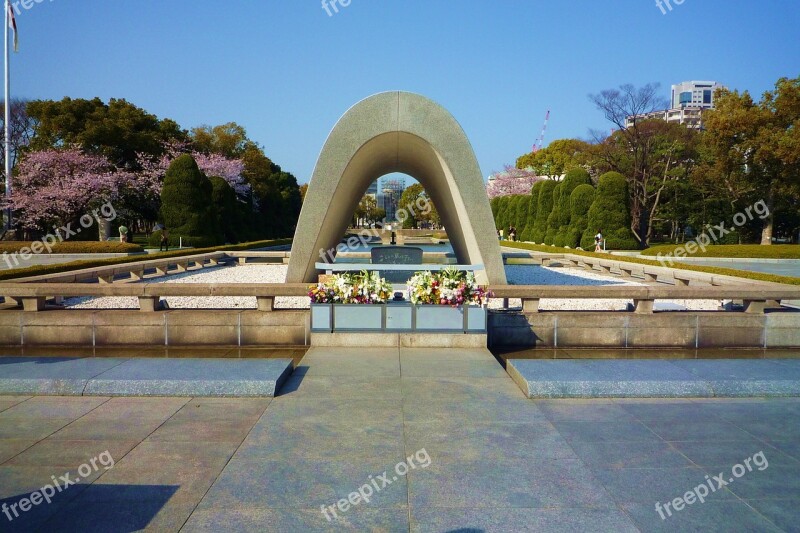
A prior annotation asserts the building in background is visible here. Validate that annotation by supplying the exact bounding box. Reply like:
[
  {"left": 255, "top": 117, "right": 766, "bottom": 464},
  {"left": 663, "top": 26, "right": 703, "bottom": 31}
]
[
  {"left": 671, "top": 80, "right": 725, "bottom": 110},
  {"left": 626, "top": 80, "right": 726, "bottom": 130},
  {"left": 379, "top": 177, "right": 405, "bottom": 222},
  {"left": 365, "top": 180, "right": 378, "bottom": 200}
]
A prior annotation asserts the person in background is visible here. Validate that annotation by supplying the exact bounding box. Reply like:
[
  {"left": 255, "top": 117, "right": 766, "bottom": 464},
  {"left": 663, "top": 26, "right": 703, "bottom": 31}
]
[
  {"left": 118, "top": 225, "right": 129, "bottom": 243},
  {"left": 160, "top": 228, "right": 170, "bottom": 252},
  {"left": 594, "top": 229, "right": 604, "bottom": 252}
]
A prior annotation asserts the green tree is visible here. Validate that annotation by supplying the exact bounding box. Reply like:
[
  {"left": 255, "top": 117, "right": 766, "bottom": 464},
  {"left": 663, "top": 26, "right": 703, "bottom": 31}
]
[
  {"left": 582, "top": 172, "right": 637, "bottom": 250},
  {"left": 544, "top": 183, "right": 562, "bottom": 245},
  {"left": 516, "top": 138, "right": 591, "bottom": 176},
  {"left": 398, "top": 183, "right": 439, "bottom": 228},
  {"left": 590, "top": 83, "right": 700, "bottom": 247},
  {"left": 155, "top": 154, "right": 222, "bottom": 247},
  {"left": 553, "top": 168, "right": 592, "bottom": 245},
  {"left": 209, "top": 175, "right": 248, "bottom": 243},
  {"left": 566, "top": 184, "right": 596, "bottom": 248},
  {"left": 27, "top": 97, "right": 187, "bottom": 168},
  {"left": 515, "top": 193, "right": 530, "bottom": 238},
  {"left": 520, "top": 182, "right": 543, "bottom": 242},
  {"left": 699, "top": 77, "right": 800, "bottom": 244},
  {"left": 531, "top": 180, "right": 557, "bottom": 243},
  {"left": 191, "top": 122, "right": 249, "bottom": 158}
]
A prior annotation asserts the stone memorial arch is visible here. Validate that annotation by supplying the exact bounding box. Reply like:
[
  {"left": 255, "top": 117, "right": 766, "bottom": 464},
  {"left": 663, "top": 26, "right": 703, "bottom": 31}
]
[{"left": 287, "top": 91, "right": 507, "bottom": 285}]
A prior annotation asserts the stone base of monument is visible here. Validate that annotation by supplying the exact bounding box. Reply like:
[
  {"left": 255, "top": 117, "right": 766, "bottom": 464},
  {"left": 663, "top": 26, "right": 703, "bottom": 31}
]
[
  {"left": 310, "top": 304, "right": 487, "bottom": 334},
  {"left": 310, "top": 332, "right": 488, "bottom": 348}
]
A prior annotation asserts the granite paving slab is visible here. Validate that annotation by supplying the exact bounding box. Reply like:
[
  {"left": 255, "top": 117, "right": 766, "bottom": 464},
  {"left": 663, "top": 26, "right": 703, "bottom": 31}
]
[
  {"left": 0, "top": 357, "right": 128, "bottom": 395},
  {"left": 508, "top": 359, "right": 800, "bottom": 398},
  {"left": 82, "top": 358, "right": 293, "bottom": 397}
]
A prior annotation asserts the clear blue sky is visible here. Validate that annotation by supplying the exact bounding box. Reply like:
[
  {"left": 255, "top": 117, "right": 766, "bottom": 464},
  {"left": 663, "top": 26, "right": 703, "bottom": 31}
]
[{"left": 11, "top": 0, "right": 800, "bottom": 184}]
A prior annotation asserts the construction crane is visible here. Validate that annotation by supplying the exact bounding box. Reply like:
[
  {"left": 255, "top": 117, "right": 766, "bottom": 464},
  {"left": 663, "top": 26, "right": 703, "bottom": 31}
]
[{"left": 531, "top": 110, "right": 550, "bottom": 153}]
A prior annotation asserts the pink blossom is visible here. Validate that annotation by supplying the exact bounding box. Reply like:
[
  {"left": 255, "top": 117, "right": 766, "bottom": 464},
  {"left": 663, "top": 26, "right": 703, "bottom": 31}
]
[
  {"left": 4, "top": 147, "right": 133, "bottom": 231},
  {"left": 486, "top": 165, "right": 542, "bottom": 198}
]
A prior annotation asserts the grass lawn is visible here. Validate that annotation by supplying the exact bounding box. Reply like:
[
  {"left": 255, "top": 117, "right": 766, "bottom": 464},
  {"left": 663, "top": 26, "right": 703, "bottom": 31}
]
[
  {"left": 0, "top": 238, "right": 292, "bottom": 281},
  {"left": 502, "top": 241, "right": 800, "bottom": 286},
  {"left": 642, "top": 244, "right": 800, "bottom": 259}
]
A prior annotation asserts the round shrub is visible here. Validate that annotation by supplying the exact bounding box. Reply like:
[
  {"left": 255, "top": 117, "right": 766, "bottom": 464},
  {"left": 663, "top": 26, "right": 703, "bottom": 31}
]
[
  {"left": 210, "top": 176, "right": 250, "bottom": 244},
  {"left": 519, "top": 188, "right": 538, "bottom": 242},
  {"left": 515, "top": 194, "right": 530, "bottom": 238},
  {"left": 554, "top": 168, "right": 592, "bottom": 245},
  {"left": 544, "top": 183, "right": 562, "bottom": 245},
  {"left": 158, "top": 154, "right": 223, "bottom": 248},
  {"left": 531, "top": 180, "right": 557, "bottom": 243},
  {"left": 564, "top": 184, "right": 595, "bottom": 248},
  {"left": 490, "top": 197, "right": 502, "bottom": 227},
  {"left": 581, "top": 172, "right": 637, "bottom": 250}
]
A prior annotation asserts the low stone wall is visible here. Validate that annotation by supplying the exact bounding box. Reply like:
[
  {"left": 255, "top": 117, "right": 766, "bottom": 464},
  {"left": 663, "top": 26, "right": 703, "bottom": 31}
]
[
  {"left": 2, "top": 307, "right": 799, "bottom": 349},
  {"left": 0, "top": 309, "right": 309, "bottom": 347},
  {"left": 489, "top": 310, "right": 800, "bottom": 349}
]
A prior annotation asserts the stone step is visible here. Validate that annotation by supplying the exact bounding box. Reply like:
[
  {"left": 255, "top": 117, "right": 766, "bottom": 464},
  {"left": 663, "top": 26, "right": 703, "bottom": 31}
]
[
  {"left": 507, "top": 358, "right": 800, "bottom": 398},
  {"left": 0, "top": 357, "right": 293, "bottom": 397}
]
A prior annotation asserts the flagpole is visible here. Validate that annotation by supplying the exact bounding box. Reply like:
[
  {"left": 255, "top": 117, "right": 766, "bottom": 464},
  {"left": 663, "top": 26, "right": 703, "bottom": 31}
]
[{"left": 3, "top": 0, "right": 10, "bottom": 232}]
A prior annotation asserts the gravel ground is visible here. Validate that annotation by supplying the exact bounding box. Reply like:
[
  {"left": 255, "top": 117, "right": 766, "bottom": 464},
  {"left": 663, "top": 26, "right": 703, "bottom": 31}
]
[
  {"left": 495, "top": 265, "right": 720, "bottom": 311},
  {"left": 65, "top": 264, "right": 307, "bottom": 310},
  {"left": 65, "top": 264, "right": 721, "bottom": 311}
]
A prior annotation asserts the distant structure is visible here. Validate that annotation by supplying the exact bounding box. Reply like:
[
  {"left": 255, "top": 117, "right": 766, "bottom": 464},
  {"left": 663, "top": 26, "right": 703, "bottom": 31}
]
[
  {"left": 379, "top": 178, "right": 405, "bottom": 222},
  {"left": 365, "top": 180, "right": 378, "bottom": 199},
  {"left": 626, "top": 80, "right": 725, "bottom": 130}
]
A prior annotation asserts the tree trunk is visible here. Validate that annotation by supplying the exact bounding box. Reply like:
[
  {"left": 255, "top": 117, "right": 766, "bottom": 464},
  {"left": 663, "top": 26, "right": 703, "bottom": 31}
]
[
  {"left": 96, "top": 217, "right": 112, "bottom": 242},
  {"left": 760, "top": 188, "right": 775, "bottom": 245}
]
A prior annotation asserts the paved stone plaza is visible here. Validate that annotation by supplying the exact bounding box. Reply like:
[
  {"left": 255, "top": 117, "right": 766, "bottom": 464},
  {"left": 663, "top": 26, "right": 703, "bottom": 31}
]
[{"left": 0, "top": 349, "right": 799, "bottom": 531}]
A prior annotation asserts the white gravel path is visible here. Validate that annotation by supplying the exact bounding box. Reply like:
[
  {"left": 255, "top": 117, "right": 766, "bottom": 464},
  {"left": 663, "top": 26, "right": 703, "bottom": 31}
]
[
  {"left": 65, "top": 264, "right": 308, "bottom": 310},
  {"left": 493, "top": 265, "right": 720, "bottom": 311},
  {"left": 64, "top": 264, "right": 721, "bottom": 311}
]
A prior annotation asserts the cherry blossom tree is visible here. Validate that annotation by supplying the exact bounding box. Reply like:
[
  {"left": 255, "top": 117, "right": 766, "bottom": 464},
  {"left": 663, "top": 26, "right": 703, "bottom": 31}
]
[
  {"left": 4, "top": 147, "right": 133, "bottom": 233},
  {"left": 136, "top": 142, "right": 249, "bottom": 199},
  {"left": 486, "top": 165, "right": 542, "bottom": 198}
]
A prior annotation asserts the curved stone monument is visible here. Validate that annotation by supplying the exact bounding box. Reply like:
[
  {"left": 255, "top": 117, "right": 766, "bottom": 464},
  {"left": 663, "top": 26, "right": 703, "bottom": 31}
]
[{"left": 287, "top": 91, "right": 507, "bottom": 285}]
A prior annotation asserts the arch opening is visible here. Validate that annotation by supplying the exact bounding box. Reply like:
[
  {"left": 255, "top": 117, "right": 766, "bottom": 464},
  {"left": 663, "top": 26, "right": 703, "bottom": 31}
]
[{"left": 287, "top": 91, "right": 506, "bottom": 285}]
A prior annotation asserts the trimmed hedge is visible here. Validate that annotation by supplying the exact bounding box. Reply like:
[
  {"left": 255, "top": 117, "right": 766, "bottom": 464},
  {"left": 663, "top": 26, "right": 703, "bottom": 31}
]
[
  {"left": 554, "top": 169, "right": 592, "bottom": 247},
  {"left": 564, "top": 184, "right": 596, "bottom": 249},
  {"left": 502, "top": 241, "right": 800, "bottom": 286},
  {"left": 490, "top": 197, "right": 502, "bottom": 227},
  {"left": 0, "top": 241, "right": 144, "bottom": 254},
  {"left": 582, "top": 172, "right": 638, "bottom": 250},
  {"left": 543, "top": 183, "right": 562, "bottom": 245},
  {"left": 642, "top": 244, "right": 800, "bottom": 259},
  {"left": 157, "top": 154, "right": 223, "bottom": 248},
  {"left": 0, "top": 238, "right": 293, "bottom": 281},
  {"left": 531, "top": 180, "right": 557, "bottom": 244},
  {"left": 520, "top": 183, "right": 541, "bottom": 242},
  {"left": 515, "top": 194, "right": 530, "bottom": 238}
]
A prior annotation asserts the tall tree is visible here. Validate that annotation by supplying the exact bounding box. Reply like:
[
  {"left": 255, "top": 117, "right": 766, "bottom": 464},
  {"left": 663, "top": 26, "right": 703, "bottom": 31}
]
[
  {"left": 0, "top": 99, "right": 36, "bottom": 180},
  {"left": 698, "top": 78, "right": 800, "bottom": 244},
  {"left": 190, "top": 122, "right": 249, "bottom": 158},
  {"left": 27, "top": 97, "right": 187, "bottom": 168},
  {"left": 590, "top": 83, "right": 699, "bottom": 246},
  {"left": 516, "top": 138, "right": 591, "bottom": 176}
]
